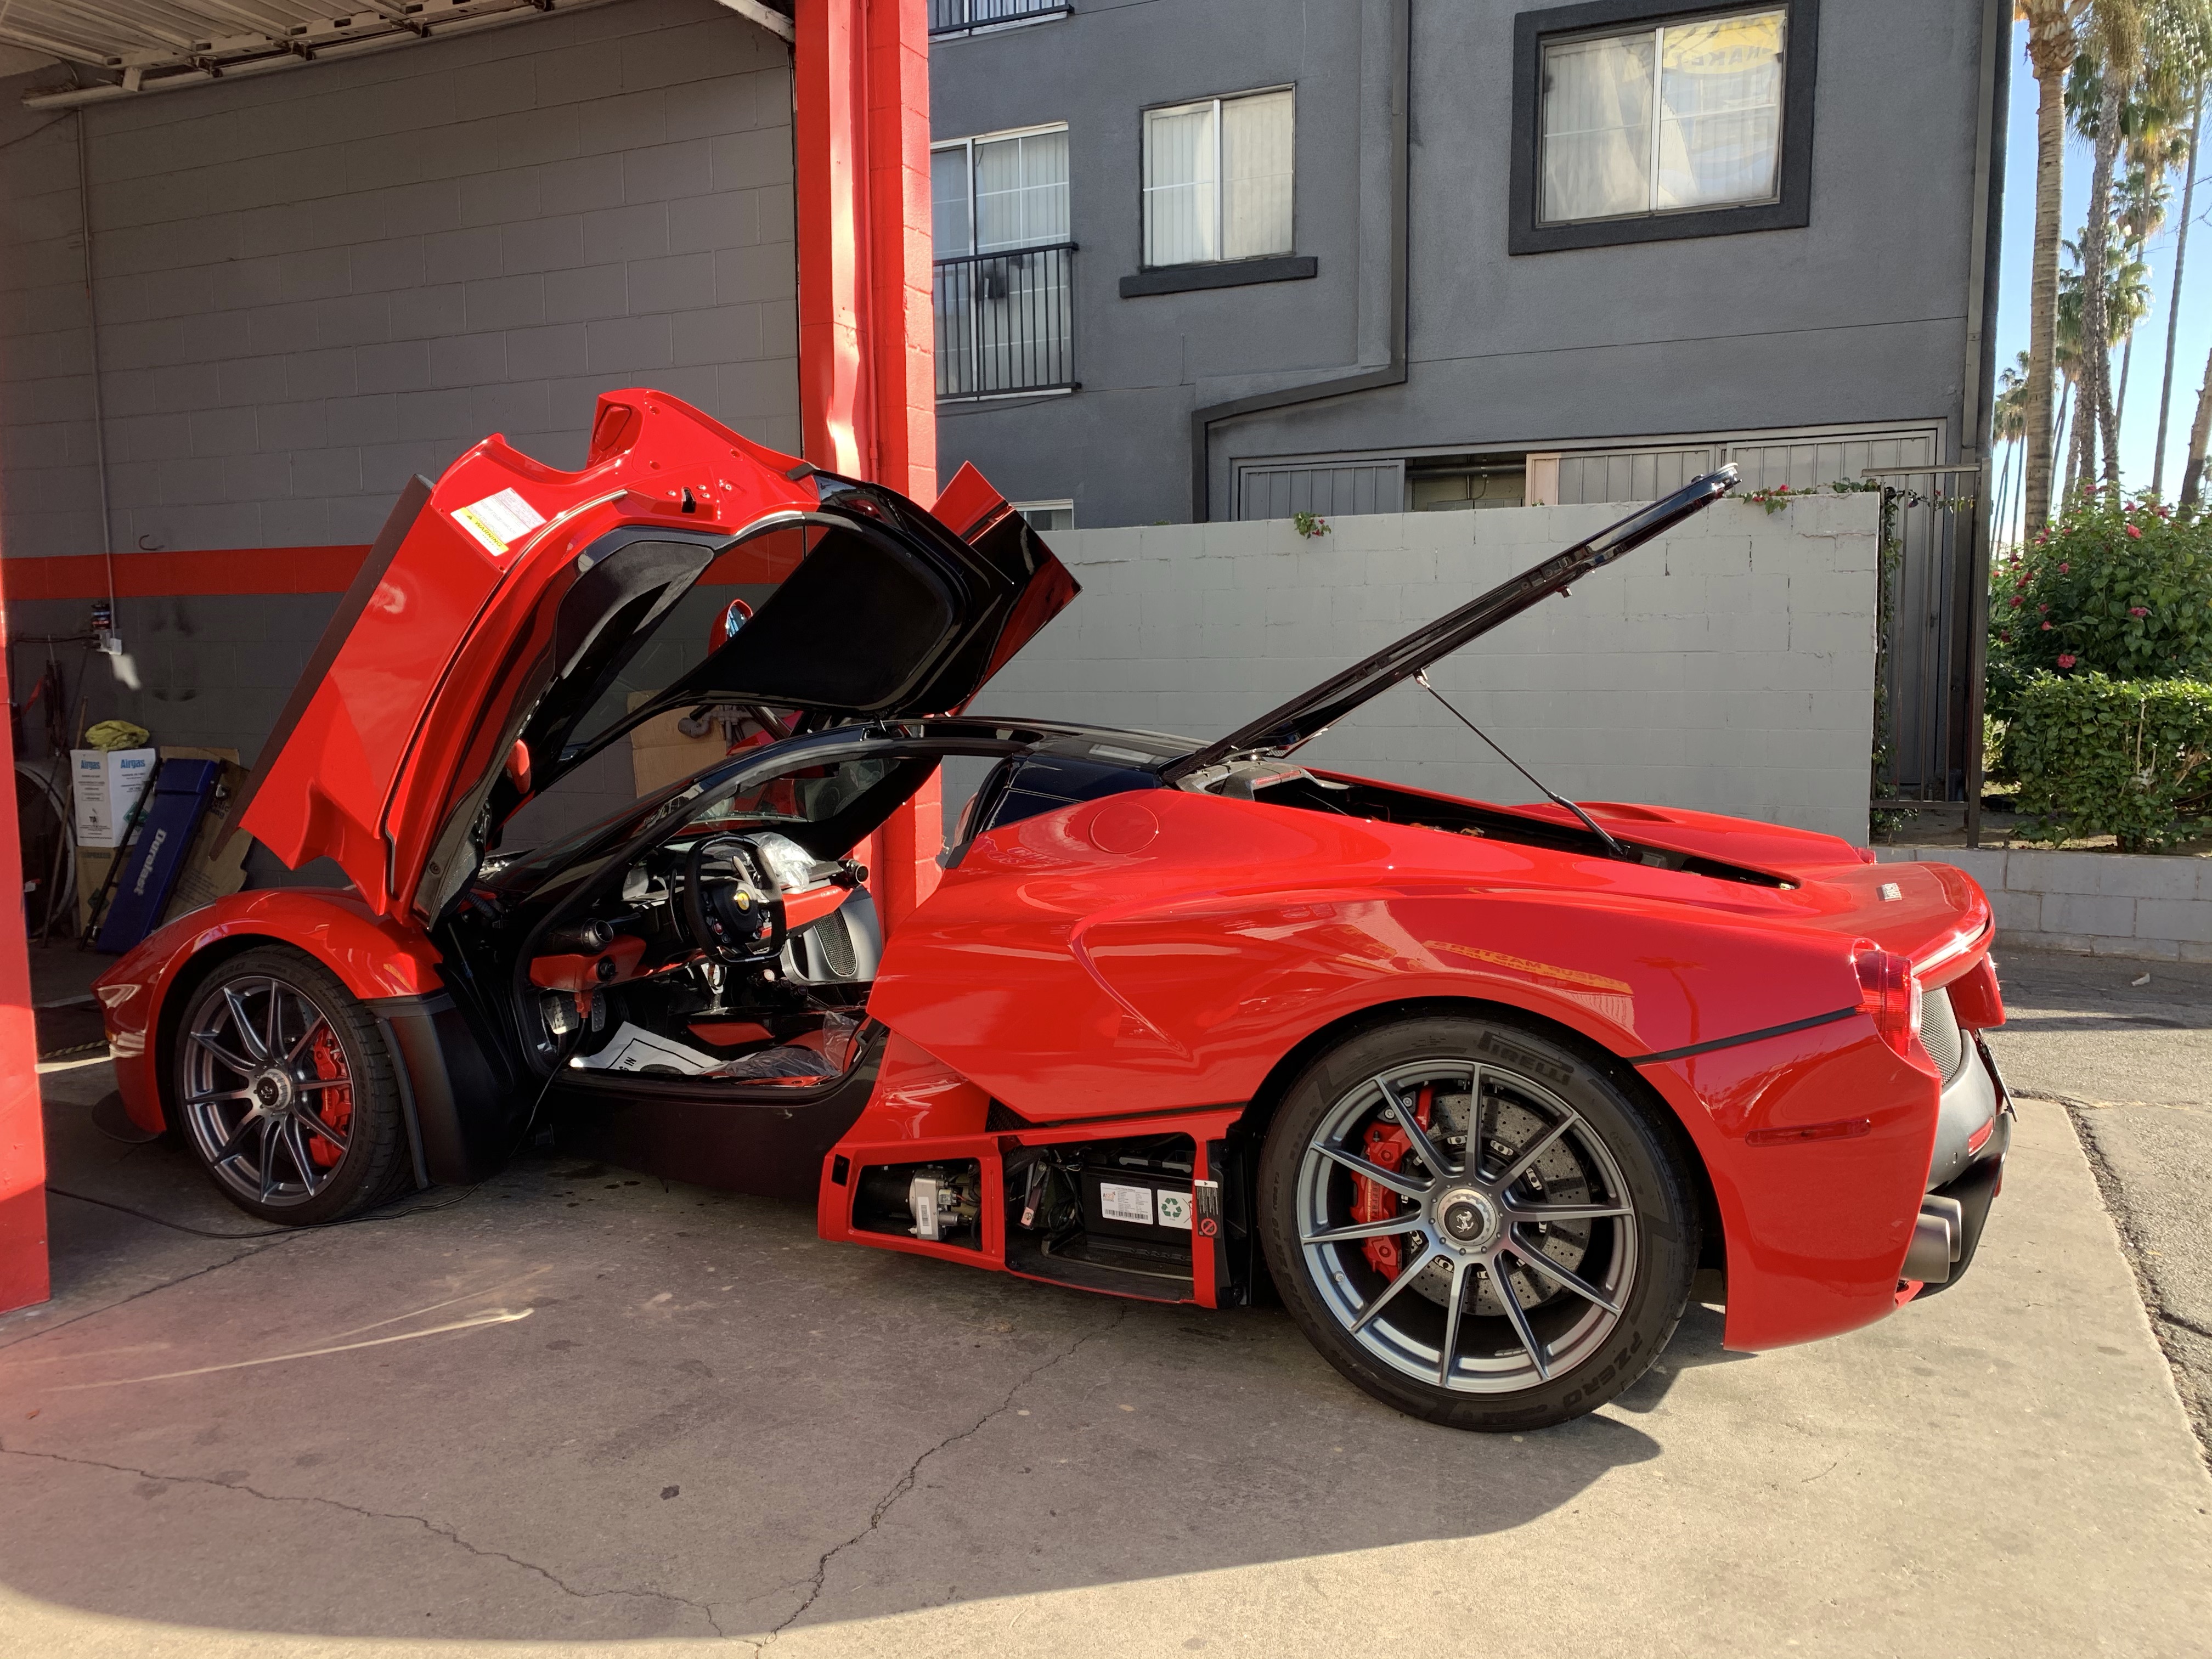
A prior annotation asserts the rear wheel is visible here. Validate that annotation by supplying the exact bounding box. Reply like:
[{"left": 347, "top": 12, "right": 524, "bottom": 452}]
[
  {"left": 173, "top": 946, "right": 411, "bottom": 1225},
  {"left": 1257, "top": 1013, "right": 1699, "bottom": 1431}
]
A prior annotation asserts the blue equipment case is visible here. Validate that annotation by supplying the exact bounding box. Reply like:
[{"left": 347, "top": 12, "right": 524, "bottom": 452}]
[{"left": 95, "top": 759, "right": 222, "bottom": 953}]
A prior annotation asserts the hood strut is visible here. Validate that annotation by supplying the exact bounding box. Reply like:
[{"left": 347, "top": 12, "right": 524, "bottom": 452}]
[{"left": 1160, "top": 466, "right": 1739, "bottom": 782}]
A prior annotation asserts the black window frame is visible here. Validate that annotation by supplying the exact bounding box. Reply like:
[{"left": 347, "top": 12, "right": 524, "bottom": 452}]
[
  {"left": 1508, "top": 0, "right": 1818, "bottom": 256},
  {"left": 1123, "top": 83, "right": 1312, "bottom": 296}
]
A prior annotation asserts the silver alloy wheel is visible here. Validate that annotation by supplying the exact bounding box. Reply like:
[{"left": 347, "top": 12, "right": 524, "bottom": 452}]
[
  {"left": 180, "top": 973, "right": 356, "bottom": 1208},
  {"left": 1294, "top": 1058, "right": 1639, "bottom": 1393}
]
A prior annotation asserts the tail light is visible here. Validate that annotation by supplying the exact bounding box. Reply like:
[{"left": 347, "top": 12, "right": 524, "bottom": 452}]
[{"left": 1855, "top": 945, "right": 1922, "bottom": 1059}]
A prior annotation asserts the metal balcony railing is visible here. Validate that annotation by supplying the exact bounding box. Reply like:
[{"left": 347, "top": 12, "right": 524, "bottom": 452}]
[
  {"left": 928, "top": 0, "right": 1071, "bottom": 36},
  {"left": 933, "top": 242, "right": 1077, "bottom": 401}
]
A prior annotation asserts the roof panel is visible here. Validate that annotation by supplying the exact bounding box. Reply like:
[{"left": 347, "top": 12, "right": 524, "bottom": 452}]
[{"left": 7, "top": 0, "right": 792, "bottom": 106}]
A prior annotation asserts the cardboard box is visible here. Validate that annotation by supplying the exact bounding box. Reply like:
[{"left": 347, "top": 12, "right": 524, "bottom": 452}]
[
  {"left": 627, "top": 691, "right": 730, "bottom": 798},
  {"left": 72, "top": 747, "right": 157, "bottom": 848}
]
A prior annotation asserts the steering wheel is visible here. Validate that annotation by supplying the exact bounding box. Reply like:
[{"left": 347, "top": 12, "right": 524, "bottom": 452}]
[{"left": 682, "top": 834, "right": 787, "bottom": 966}]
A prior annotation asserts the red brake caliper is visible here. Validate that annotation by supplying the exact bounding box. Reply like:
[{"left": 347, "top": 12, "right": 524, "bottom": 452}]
[
  {"left": 1355, "top": 1084, "right": 1433, "bottom": 1277},
  {"left": 307, "top": 1026, "right": 353, "bottom": 1167}
]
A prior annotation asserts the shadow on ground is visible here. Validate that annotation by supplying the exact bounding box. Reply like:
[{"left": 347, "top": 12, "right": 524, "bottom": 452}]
[{"left": 1, "top": 1059, "right": 1685, "bottom": 1643}]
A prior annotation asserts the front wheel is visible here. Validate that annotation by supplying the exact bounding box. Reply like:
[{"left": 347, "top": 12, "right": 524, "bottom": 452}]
[
  {"left": 173, "top": 945, "right": 413, "bottom": 1225},
  {"left": 1257, "top": 1014, "right": 1700, "bottom": 1431}
]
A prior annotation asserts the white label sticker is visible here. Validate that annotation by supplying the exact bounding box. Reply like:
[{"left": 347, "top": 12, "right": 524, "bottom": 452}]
[
  {"left": 1098, "top": 1182, "right": 1154, "bottom": 1226},
  {"left": 452, "top": 487, "right": 546, "bottom": 556},
  {"left": 1154, "top": 1189, "right": 1193, "bottom": 1231}
]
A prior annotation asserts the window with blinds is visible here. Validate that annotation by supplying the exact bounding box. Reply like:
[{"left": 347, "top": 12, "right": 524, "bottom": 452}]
[
  {"left": 1540, "top": 8, "right": 1785, "bottom": 225},
  {"left": 932, "top": 126, "right": 1070, "bottom": 256},
  {"left": 1142, "top": 88, "right": 1294, "bottom": 267}
]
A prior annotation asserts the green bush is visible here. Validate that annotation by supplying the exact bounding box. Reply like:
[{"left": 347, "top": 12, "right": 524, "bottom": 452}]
[
  {"left": 1989, "top": 495, "right": 2212, "bottom": 722},
  {"left": 2008, "top": 672, "right": 2212, "bottom": 850}
]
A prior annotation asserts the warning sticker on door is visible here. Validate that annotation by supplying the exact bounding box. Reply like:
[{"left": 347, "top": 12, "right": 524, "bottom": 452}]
[
  {"left": 1098, "top": 1182, "right": 1154, "bottom": 1226},
  {"left": 452, "top": 487, "right": 546, "bottom": 556},
  {"left": 1154, "top": 1189, "right": 1193, "bottom": 1231}
]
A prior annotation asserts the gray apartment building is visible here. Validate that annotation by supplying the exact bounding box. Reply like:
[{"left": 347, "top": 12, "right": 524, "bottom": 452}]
[{"left": 926, "top": 0, "right": 2009, "bottom": 528}]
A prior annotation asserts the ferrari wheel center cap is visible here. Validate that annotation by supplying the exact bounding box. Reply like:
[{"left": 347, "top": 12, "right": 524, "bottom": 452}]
[
  {"left": 251, "top": 1070, "right": 294, "bottom": 1114},
  {"left": 1438, "top": 1188, "right": 1499, "bottom": 1250}
]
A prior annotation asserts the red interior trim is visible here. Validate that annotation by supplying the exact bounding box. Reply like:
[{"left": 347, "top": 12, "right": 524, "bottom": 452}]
[{"left": 1, "top": 546, "right": 371, "bottom": 601}]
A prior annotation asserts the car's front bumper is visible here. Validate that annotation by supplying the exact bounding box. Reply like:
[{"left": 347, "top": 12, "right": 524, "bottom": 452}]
[{"left": 1903, "top": 1031, "right": 2013, "bottom": 1297}]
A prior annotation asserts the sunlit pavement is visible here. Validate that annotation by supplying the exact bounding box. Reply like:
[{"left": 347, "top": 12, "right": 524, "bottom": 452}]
[{"left": 2, "top": 955, "right": 2208, "bottom": 1658}]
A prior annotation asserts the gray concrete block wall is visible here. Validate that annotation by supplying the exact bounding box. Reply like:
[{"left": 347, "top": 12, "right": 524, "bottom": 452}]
[
  {"left": 0, "top": 0, "right": 796, "bottom": 571},
  {"left": 974, "top": 495, "right": 1880, "bottom": 843},
  {"left": 1877, "top": 847, "right": 2212, "bottom": 961}
]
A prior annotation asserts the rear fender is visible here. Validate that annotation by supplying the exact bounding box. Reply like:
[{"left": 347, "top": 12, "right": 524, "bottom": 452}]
[{"left": 95, "top": 888, "right": 444, "bottom": 1137}]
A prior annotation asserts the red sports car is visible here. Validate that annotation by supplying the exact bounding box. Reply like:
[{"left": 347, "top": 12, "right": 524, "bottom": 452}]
[{"left": 95, "top": 391, "right": 2011, "bottom": 1431}]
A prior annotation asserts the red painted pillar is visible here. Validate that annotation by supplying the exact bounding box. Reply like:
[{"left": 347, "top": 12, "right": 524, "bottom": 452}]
[
  {"left": 0, "top": 564, "right": 52, "bottom": 1314},
  {"left": 795, "top": 0, "right": 941, "bottom": 929}
]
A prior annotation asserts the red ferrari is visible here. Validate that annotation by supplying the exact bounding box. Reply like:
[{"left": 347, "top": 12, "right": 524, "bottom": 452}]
[{"left": 95, "top": 391, "right": 2011, "bottom": 1430}]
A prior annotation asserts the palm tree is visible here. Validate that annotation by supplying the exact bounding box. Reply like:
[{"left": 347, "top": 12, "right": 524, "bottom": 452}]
[
  {"left": 2108, "top": 243, "right": 2155, "bottom": 426},
  {"left": 2021, "top": 1, "right": 2090, "bottom": 531},
  {"left": 2184, "top": 355, "right": 2212, "bottom": 507},
  {"left": 2151, "top": 84, "right": 2203, "bottom": 496},
  {"left": 2068, "top": 13, "right": 2148, "bottom": 496},
  {"left": 2056, "top": 248, "right": 2090, "bottom": 498},
  {"left": 1993, "top": 353, "right": 2032, "bottom": 546},
  {"left": 2146, "top": 0, "right": 2212, "bottom": 494}
]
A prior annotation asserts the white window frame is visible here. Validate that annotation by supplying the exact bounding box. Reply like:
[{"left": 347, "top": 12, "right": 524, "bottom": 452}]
[
  {"left": 1141, "top": 85, "right": 1295, "bottom": 269},
  {"left": 931, "top": 122, "right": 1073, "bottom": 258},
  {"left": 1012, "top": 499, "right": 1076, "bottom": 531},
  {"left": 1537, "top": 5, "right": 1786, "bottom": 228}
]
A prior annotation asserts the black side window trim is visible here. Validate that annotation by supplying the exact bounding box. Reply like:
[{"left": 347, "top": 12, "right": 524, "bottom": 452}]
[{"left": 1507, "top": 0, "right": 1818, "bottom": 256}]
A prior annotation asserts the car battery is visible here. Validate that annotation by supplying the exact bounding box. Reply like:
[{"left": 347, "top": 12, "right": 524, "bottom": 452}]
[{"left": 1079, "top": 1150, "right": 1197, "bottom": 1245}]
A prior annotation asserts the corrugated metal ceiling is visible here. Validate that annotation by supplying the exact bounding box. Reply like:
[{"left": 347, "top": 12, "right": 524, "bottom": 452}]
[{"left": 1, "top": 0, "right": 791, "bottom": 106}]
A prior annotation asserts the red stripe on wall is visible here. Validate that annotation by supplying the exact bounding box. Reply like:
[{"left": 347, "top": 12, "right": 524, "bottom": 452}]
[{"left": 0, "top": 546, "right": 371, "bottom": 601}]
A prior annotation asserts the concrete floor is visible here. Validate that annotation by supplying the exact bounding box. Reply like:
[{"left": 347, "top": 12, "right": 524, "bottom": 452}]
[{"left": 2, "top": 951, "right": 2209, "bottom": 1657}]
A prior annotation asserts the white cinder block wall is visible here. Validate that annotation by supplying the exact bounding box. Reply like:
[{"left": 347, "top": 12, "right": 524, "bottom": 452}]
[
  {"left": 1879, "top": 847, "right": 2212, "bottom": 961},
  {"left": 973, "top": 496, "right": 1881, "bottom": 845}
]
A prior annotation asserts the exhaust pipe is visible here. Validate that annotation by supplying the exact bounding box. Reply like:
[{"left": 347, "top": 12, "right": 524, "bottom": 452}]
[{"left": 1903, "top": 1194, "right": 1966, "bottom": 1284}]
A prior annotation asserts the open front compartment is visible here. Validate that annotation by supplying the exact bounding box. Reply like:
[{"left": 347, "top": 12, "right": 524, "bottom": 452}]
[
  {"left": 1008, "top": 1141, "right": 1212, "bottom": 1309},
  {"left": 848, "top": 1157, "right": 987, "bottom": 1250}
]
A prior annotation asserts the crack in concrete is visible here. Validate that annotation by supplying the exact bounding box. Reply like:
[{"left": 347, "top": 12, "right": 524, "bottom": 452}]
[
  {"left": 765, "top": 1305, "right": 1131, "bottom": 1642},
  {"left": 2059, "top": 1102, "right": 2212, "bottom": 1472},
  {"left": 0, "top": 1440, "right": 728, "bottom": 1639},
  {"left": 0, "top": 1238, "right": 291, "bottom": 1356}
]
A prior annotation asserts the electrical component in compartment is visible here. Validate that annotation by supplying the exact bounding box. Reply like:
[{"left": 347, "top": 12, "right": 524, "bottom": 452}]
[
  {"left": 851, "top": 1159, "right": 983, "bottom": 1249},
  {"left": 1006, "top": 1135, "right": 1198, "bottom": 1289}
]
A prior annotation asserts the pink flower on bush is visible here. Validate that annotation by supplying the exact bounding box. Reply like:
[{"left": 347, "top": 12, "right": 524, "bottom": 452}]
[
  {"left": 2126, "top": 524, "right": 2142, "bottom": 540},
  {"left": 2041, "top": 621, "right": 2053, "bottom": 630},
  {"left": 2130, "top": 606, "right": 2149, "bottom": 617},
  {"left": 2058, "top": 562, "right": 2069, "bottom": 573},
  {"left": 2038, "top": 603, "right": 2049, "bottom": 613},
  {"left": 2010, "top": 595, "right": 2023, "bottom": 607},
  {"left": 2056, "top": 653, "right": 2077, "bottom": 668}
]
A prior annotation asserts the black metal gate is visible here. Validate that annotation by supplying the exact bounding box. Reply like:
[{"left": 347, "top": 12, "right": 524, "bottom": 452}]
[{"left": 1869, "top": 464, "right": 1990, "bottom": 837}]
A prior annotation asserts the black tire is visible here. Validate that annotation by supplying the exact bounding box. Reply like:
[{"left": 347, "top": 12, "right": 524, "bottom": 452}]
[
  {"left": 1257, "top": 1013, "right": 1699, "bottom": 1431},
  {"left": 171, "top": 945, "right": 413, "bottom": 1226}
]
